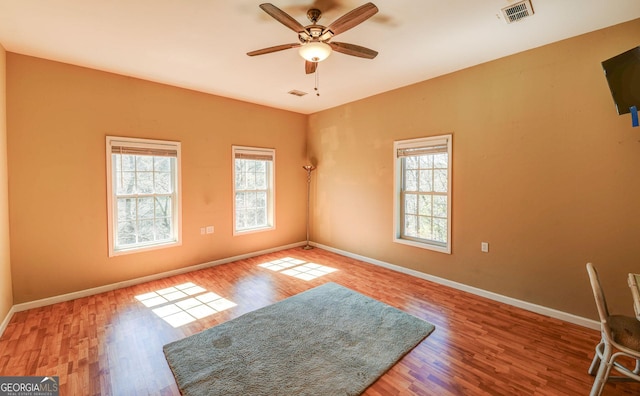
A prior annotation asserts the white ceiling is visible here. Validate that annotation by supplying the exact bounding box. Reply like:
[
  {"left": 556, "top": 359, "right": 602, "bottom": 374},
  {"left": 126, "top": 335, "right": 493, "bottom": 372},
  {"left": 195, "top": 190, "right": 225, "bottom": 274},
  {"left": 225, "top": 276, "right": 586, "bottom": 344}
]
[{"left": 1, "top": 0, "right": 639, "bottom": 114}]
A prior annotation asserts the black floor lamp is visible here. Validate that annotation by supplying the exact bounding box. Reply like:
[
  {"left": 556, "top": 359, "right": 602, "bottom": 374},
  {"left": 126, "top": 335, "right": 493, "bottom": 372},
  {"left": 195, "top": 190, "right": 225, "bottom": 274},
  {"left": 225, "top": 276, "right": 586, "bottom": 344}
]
[{"left": 302, "top": 165, "right": 316, "bottom": 250}]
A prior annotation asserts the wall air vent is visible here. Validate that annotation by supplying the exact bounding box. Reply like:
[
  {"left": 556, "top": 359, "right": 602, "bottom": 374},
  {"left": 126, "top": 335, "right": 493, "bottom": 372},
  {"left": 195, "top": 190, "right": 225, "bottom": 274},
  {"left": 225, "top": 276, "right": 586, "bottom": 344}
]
[
  {"left": 501, "top": 0, "right": 534, "bottom": 24},
  {"left": 288, "top": 90, "right": 308, "bottom": 97}
]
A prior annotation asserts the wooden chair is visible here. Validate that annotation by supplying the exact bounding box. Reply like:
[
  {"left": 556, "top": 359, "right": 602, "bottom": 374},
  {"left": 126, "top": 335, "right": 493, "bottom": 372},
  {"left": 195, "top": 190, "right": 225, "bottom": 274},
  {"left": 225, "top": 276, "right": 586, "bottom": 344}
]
[{"left": 586, "top": 262, "right": 640, "bottom": 396}]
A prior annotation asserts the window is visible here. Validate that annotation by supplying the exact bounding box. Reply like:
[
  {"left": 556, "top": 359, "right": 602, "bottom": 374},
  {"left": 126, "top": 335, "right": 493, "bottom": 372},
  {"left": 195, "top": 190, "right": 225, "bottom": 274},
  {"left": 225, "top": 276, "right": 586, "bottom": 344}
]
[
  {"left": 233, "top": 146, "right": 275, "bottom": 234},
  {"left": 106, "top": 136, "right": 181, "bottom": 256},
  {"left": 393, "top": 135, "right": 452, "bottom": 254}
]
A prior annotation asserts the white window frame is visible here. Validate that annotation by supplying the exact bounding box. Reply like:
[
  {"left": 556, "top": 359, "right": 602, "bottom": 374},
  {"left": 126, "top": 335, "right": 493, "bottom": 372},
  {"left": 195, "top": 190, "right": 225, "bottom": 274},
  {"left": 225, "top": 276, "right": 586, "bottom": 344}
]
[
  {"left": 232, "top": 145, "right": 275, "bottom": 235},
  {"left": 393, "top": 134, "right": 452, "bottom": 254},
  {"left": 106, "top": 136, "right": 182, "bottom": 257}
]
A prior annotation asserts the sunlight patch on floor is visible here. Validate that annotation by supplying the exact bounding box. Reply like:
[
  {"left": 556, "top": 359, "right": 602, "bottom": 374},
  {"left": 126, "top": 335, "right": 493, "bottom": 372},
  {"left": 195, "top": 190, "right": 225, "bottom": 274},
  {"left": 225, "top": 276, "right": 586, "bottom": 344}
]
[
  {"left": 258, "top": 257, "right": 338, "bottom": 281},
  {"left": 134, "top": 282, "right": 236, "bottom": 328}
]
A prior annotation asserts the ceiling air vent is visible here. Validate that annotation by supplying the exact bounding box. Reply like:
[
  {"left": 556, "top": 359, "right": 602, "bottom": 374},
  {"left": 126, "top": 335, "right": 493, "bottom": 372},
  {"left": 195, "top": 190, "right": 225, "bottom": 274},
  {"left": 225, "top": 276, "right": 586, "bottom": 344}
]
[
  {"left": 288, "top": 90, "right": 308, "bottom": 97},
  {"left": 501, "top": 0, "right": 534, "bottom": 24}
]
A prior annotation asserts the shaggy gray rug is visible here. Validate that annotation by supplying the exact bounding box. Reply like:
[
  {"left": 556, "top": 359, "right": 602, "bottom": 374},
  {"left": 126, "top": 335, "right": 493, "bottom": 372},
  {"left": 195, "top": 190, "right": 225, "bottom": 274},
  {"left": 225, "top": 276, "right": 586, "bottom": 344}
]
[{"left": 163, "top": 282, "right": 435, "bottom": 396}]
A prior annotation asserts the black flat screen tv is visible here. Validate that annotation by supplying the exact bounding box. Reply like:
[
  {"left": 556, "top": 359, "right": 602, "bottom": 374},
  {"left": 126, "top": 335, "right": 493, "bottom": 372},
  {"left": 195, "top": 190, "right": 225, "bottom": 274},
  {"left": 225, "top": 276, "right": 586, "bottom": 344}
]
[{"left": 602, "top": 46, "right": 640, "bottom": 115}]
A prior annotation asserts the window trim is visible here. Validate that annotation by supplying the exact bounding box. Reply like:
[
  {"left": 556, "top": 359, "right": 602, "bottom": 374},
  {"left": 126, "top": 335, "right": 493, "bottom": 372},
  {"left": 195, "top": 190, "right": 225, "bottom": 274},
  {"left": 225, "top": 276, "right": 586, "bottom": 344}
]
[
  {"left": 106, "top": 136, "right": 182, "bottom": 257},
  {"left": 232, "top": 145, "right": 276, "bottom": 236},
  {"left": 393, "top": 134, "right": 452, "bottom": 254}
]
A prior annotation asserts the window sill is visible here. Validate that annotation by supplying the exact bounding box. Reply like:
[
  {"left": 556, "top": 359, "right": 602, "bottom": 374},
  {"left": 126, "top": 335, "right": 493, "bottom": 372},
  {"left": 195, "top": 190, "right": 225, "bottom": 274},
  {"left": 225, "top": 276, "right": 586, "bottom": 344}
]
[
  {"left": 109, "top": 240, "right": 181, "bottom": 257},
  {"left": 393, "top": 237, "right": 451, "bottom": 254},
  {"left": 233, "top": 225, "right": 275, "bottom": 236}
]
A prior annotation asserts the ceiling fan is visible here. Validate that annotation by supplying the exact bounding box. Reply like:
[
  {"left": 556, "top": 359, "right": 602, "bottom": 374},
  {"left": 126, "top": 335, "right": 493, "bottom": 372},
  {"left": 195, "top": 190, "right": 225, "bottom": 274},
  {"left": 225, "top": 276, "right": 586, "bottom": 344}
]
[{"left": 247, "top": 2, "right": 379, "bottom": 74}]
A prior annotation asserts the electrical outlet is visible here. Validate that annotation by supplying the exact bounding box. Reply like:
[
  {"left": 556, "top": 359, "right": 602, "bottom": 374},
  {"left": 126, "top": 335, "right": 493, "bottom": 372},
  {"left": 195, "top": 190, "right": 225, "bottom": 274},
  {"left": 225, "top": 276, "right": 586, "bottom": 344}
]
[
  {"left": 206, "top": 226, "right": 214, "bottom": 234},
  {"left": 481, "top": 242, "right": 489, "bottom": 253},
  {"left": 200, "top": 227, "right": 206, "bottom": 235}
]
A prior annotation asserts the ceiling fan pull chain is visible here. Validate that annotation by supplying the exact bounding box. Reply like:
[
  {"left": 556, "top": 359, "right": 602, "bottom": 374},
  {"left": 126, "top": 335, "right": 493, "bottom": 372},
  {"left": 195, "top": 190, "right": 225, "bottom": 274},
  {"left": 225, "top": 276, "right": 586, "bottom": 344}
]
[{"left": 315, "top": 67, "right": 320, "bottom": 96}]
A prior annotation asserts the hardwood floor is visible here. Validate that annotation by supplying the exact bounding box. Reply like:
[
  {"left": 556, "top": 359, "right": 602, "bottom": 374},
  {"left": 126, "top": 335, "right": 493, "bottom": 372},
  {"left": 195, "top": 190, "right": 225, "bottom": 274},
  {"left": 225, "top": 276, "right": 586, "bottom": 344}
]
[{"left": 0, "top": 247, "right": 638, "bottom": 395}]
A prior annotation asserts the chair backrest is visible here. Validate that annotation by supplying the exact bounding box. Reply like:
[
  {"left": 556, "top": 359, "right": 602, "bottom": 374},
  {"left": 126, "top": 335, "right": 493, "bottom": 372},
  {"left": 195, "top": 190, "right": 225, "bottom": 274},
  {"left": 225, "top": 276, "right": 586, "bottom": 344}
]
[{"left": 586, "top": 263, "right": 611, "bottom": 331}]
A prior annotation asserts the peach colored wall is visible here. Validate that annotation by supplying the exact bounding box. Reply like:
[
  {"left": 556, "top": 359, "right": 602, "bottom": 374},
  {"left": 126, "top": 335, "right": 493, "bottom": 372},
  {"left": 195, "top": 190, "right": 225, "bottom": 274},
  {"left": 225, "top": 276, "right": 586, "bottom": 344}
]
[
  {"left": 0, "top": 44, "right": 12, "bottom": 321},
  {"left": 307, "top": 19, "right": 640, "bottom": 319},
  {"left": 7, "top": 54, "right": 307, "bottom": 303}
]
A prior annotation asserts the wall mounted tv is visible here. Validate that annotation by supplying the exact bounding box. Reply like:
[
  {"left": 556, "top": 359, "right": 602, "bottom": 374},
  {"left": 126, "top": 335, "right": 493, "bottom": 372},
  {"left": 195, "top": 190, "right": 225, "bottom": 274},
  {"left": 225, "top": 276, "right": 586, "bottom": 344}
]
[{"left": 602, "top": 46, "right": 640, "bottom": 116}]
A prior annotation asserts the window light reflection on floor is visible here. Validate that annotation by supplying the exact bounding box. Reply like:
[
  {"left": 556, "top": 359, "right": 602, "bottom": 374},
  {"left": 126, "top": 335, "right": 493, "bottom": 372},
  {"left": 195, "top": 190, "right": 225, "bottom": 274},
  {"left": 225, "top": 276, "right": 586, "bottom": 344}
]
[
  {"left": 258, "top": 257, "right": 337, "bottom": 281},
  {"left": 134, "top": 282, "right": 236, "bottom": 328}
]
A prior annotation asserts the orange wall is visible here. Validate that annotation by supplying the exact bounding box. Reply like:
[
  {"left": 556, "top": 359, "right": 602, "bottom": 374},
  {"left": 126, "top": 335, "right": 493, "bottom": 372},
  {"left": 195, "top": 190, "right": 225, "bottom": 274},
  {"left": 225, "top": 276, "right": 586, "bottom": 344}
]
[
  {"left": 307, "top": 19, "right": 640, "bottom": 319},
  {"left": 0, "top": 44, "right": 12, "bottom": 321},
  {"left": 6, "top": 54, "right": 307, "bottom": 303}
]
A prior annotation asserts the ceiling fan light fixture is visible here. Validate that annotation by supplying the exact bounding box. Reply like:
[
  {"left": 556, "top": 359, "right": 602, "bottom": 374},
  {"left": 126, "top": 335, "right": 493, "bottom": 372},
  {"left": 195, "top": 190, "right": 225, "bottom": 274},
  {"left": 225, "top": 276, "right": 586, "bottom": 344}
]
[{"left": 298, "top": 41, "right": 332, "bottom": 62}]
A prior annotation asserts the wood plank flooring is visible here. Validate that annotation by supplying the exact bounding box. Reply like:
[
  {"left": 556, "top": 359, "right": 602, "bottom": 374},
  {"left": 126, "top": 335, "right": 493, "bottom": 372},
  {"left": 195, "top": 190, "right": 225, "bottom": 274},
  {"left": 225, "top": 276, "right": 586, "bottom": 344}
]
[{"left": 0, "top": 247, "right": 638, "bottom": 395}]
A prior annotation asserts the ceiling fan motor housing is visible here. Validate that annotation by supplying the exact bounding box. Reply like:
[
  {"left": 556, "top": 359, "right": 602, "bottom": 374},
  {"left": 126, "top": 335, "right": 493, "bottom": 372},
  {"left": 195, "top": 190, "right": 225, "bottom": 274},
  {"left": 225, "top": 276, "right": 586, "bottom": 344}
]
[{"left": 307, "top": 8, "right": 322, "bottom": 24}]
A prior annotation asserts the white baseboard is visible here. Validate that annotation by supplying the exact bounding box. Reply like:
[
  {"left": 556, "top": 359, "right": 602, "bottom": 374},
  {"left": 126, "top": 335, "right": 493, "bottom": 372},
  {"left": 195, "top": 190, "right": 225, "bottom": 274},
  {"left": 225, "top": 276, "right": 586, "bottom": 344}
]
[
  {"left": 10, "top": 241, "right": 306, "bottom": 314},
  {"left": 0, "top": 305, "right": 16, "bottom": 337},
  {"left": 312, "top": 242, "right": 600, "bottom": 330}
]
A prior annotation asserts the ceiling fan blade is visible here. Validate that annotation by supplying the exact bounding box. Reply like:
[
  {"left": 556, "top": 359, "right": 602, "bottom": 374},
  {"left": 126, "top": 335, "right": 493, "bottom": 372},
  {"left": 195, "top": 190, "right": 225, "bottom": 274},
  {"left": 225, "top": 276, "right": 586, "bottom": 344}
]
[
  {"left": 259, "top": 3, "right": 307, "bottom": 33},
  {"left": 329, "top": 42, "right": 378, "bottom": 59},
  {"left": 323, "top": 2, "right": 378, "bottom": 36},
  {"left": 305, "top": 61, "right": 318, "bottom": 74},
  {"left": 247, "top": 43, "right": 301, "bottom": 56}
]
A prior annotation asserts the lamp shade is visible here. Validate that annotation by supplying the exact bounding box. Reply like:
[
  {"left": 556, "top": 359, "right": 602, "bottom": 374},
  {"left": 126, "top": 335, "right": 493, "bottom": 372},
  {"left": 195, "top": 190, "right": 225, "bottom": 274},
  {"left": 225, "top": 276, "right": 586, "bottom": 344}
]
[{"left": 298, "top": 42, "right": 332, "bottom": 62}]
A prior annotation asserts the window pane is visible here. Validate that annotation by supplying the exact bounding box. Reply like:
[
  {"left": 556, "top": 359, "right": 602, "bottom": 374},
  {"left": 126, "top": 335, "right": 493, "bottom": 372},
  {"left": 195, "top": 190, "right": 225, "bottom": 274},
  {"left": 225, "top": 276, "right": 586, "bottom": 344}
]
[
  {"left": 236, "top": 211, "right": 246, "bottom": 229},
  {"left": 235, "top": 171, "right": 245, "bottom": 190},
  {"left": 235, "top": 192, "right": 245, "bottom": 209},
  {"left": 137, "top": 172, "right": 154, "bottom": 194},
  {"left": 418, "top": 216, "right": 433, "bottom": 240},
  {"left": 155, "top": 172, "right": 172, "bottom": 194},
  {"left": 404, "top": 214, "right": 417, "bottom": 237},
  {"left": 433, "top": 169, "right": 448, "bottom": 192},
  {"left": 235, "top": 159, "right": 245, "bottom": 173},
  {"left": 433, "top": 195, "right": 447, "bottom": 218},
  {"left": 118, "top": 221, "right": 137, "bottom": 246},
  {"left": 404, "top": 170, "right": 418, "bottom": 191},
  {"left": 138, "top": 197, "right": 154, "bottom": 219},
  {"left": 419, "top": 155, "right": 433, "bottom": 169},
  {"left": 247, "top": 192, "right": 257, "bottom": 209},
  {"left": 418, "top": 195, "right": 432, "bottom": 216},
  {"left": 155, "top": 196, "right": 171, "bottom": 218},
  {"left": 246, "top": 171, "right": 256, "bottom": 189},
  {"left": 255, "top": 172, "right": 266, "bottom": 189},
  {"left": 404, "top": 193, "right": 417, "bottom": 215},
  {"left": 405, "top": 156, "right": 418, "bottom": 170},
  {"left": 117, "top": 198, "right": 136, "bottom": 221},
  {"left": 246, "top": 209, "right": 256, "bottom": 227},
  {"left": 154, "top": 157, "right": 170, "bottom": 171},
  {"left": 138, "top": 219, "right": 154, "bottom": 242},
  {"left": 434, "top": 153, "right": 448, "bottom": 168},
  {"left": 136, "top": 156, "right": 153, "bottom": 171},
  {"left": 419, "top": 170, "right": 433, "bottom": 192},
  {"left": 256, "top": 192, "right": 267, "bottom": 209},
  {"left": 114, "top": 154, "right": 122, "bottom": 172},
  {"left": 433, "top": 218, "right": 447, "bottom": 243},
  {"left": 256, "top": 208, "right": 266, "bottom": 226},
  {"left": 121, "top": 155, "right": 136, "bottom": 171},
  {"left": 155, "top": 218, "right": 172, "bottom": 240},
  {"left": 116, "top": 171, "right": 136, "bottom": 195}
]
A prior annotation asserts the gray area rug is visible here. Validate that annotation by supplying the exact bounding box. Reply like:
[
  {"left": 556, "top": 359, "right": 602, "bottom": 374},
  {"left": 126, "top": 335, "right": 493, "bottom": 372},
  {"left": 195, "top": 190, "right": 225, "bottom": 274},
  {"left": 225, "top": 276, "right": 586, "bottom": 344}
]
[{"left": 163, "top": 282, "right": 435, "bottom": 396}]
